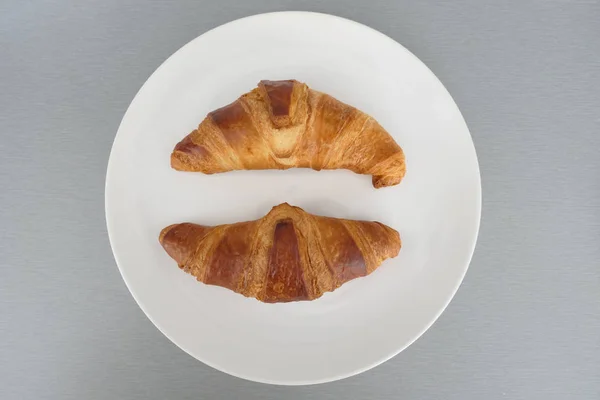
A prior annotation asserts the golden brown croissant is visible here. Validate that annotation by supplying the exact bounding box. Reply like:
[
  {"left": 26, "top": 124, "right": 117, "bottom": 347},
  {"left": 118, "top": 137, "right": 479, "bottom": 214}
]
[
  {"left": 171, "top": 80, "right": 406, "bottom": 188},
  {"left": 159, "top": 203, "right": 401, "bottom": 302}
]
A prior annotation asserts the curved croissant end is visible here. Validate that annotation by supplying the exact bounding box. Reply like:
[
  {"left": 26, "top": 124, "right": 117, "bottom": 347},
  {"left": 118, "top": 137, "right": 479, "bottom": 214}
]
[
  {"left": 159, "top": 203, "right": 401, "bottom": 303},
  {"left": 159, "top": 223, "right": 211, "bottom": 266},
  {"left": 171, "top": 80, "right": 406, "bottom": 188}
]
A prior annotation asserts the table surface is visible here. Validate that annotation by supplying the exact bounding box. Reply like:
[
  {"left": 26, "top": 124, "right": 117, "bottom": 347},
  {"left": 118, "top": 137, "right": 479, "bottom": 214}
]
[{"left": 2, "top": 1, "right": 599, "bottom": 399}]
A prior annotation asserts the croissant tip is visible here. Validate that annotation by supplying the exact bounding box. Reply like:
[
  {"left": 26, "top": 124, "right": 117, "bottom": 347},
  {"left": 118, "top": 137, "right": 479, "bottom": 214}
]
[
  {"left": 159, "top": 223, "right": 212, "bottom": 266},
  {"left": 159, "top": 224, "right": 178, "bottom": 244},
  {"left": 372, "top": 175, "right": 403, "bottom": 188}
]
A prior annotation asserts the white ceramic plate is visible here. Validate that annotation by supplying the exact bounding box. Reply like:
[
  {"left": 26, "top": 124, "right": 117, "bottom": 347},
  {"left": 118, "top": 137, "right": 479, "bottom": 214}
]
[{"left": 106, "top": 11, "right": 481, "bottom": 385}]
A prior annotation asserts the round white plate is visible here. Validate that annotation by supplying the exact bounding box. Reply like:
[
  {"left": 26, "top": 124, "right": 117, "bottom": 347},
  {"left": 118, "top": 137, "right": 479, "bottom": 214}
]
[{"left": 106, "top": 11, "right": 481, "bottom": 385}]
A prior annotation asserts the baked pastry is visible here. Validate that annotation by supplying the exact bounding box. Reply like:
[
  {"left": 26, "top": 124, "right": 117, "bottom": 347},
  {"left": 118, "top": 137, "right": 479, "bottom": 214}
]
[
  {"left": 159, "top": 203, "right": 401, "bottom": 302},
  {"left": 171, "top": 80, "right": 406, "bottom": 188}
]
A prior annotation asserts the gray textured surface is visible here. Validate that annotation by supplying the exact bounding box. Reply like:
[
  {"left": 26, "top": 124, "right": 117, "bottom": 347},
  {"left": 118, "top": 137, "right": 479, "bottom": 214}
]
[{"left": 1, "top": 0, "right": 599, "bottom": 398}]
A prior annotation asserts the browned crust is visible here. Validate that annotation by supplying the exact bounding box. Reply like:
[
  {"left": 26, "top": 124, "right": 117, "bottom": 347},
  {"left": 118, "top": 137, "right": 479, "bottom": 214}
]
[
  {"left": 263, "top": 220, "right": 308, "bottom": 302},
  {"left": 258, "top": 80, "right": 296, "bottom": 127}
]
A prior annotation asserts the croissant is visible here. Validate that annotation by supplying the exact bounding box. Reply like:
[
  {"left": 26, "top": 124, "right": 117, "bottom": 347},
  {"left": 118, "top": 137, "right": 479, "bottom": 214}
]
[
  {"left": 171, "top": 80, "right": 406, "bottom": 188},
  {"left": 159, "top": 203, "right": 401, "bottom": 302}
]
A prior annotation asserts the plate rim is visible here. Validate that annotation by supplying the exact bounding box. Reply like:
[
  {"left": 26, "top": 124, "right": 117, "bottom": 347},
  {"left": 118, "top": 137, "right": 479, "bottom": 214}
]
[{"left": 105, "top": 10, "right": 482, "bottom": 385}]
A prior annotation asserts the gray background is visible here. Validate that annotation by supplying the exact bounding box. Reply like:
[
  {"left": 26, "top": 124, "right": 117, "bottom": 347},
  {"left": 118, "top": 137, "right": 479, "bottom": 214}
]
[{"left": 1, "top": 0, "right": 599, "bottom": 399}]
